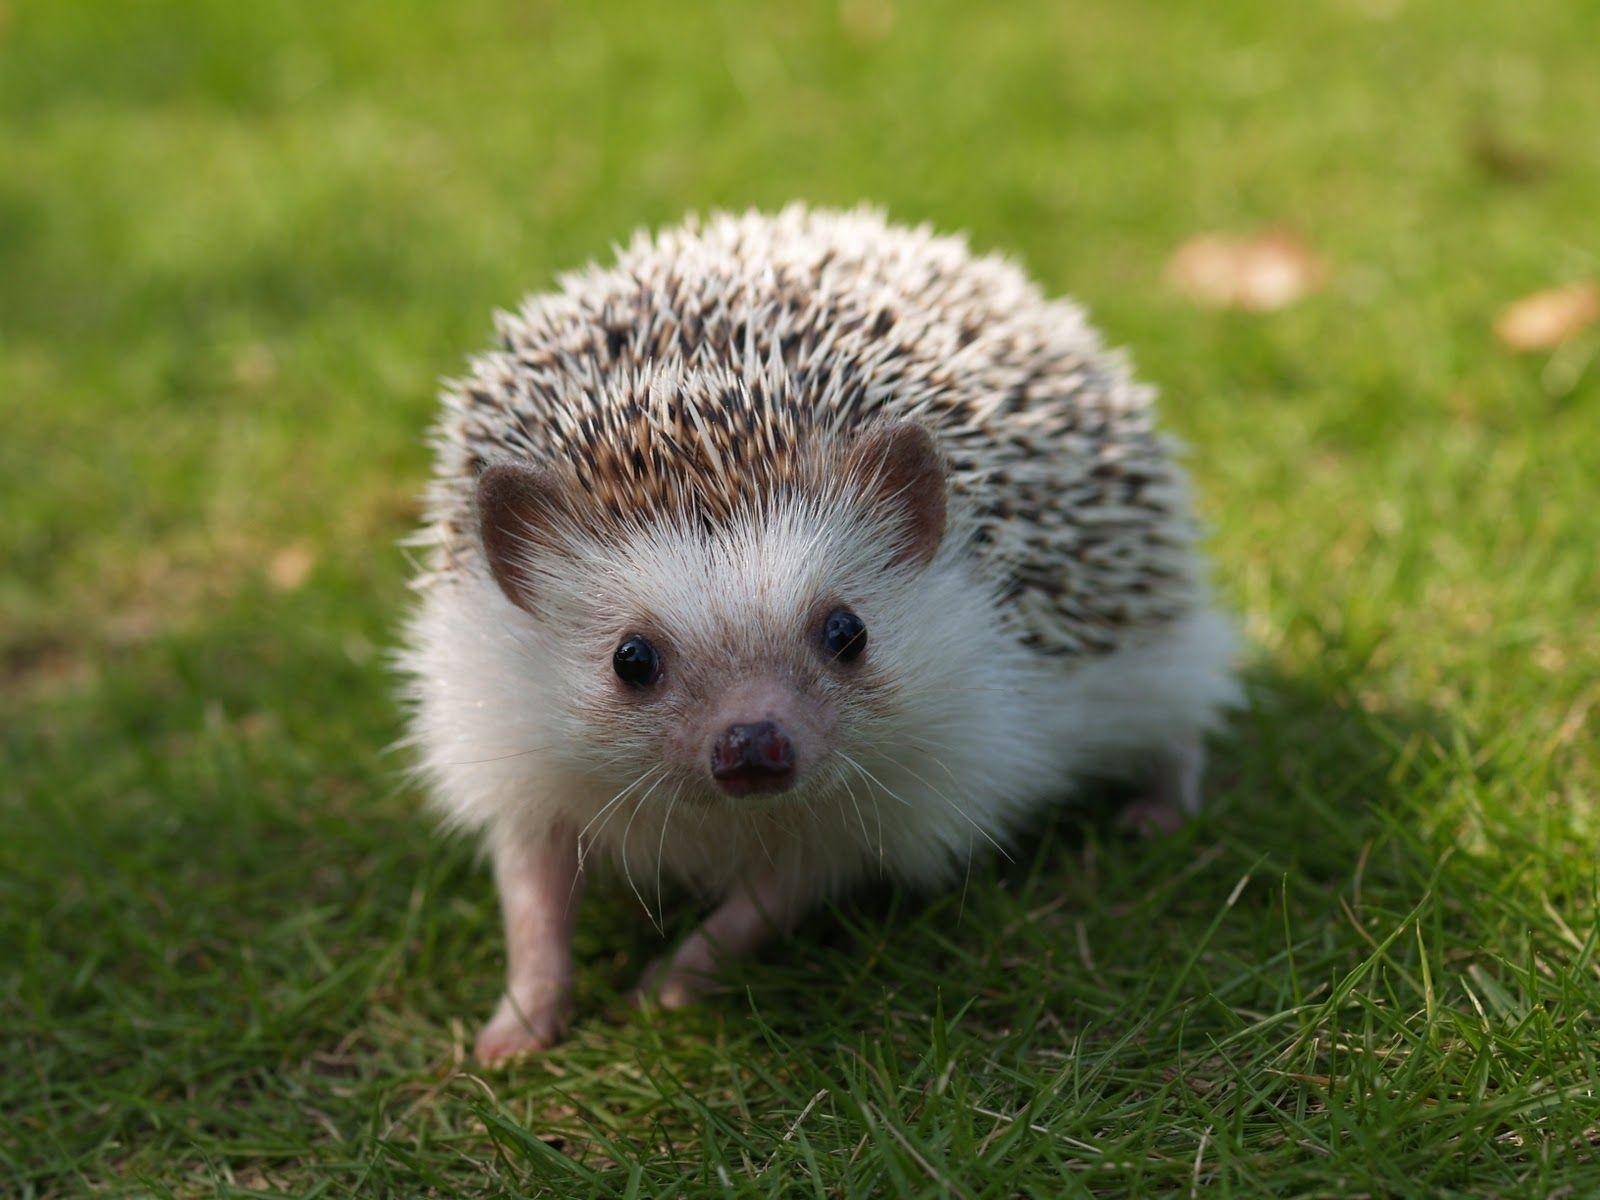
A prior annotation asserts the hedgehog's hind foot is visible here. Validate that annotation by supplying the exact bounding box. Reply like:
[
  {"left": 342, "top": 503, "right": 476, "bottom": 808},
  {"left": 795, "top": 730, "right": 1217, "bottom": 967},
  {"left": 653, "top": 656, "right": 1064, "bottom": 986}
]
[{"left": 1117, "top": 734, "right": 1205, "bottom": 839}]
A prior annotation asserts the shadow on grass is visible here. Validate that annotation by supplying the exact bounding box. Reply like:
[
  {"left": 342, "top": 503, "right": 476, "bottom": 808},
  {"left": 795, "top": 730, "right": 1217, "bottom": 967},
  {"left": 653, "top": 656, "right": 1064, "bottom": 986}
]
[{"left": 607, "top": 667, "right": 1429, "bottom": 1030}]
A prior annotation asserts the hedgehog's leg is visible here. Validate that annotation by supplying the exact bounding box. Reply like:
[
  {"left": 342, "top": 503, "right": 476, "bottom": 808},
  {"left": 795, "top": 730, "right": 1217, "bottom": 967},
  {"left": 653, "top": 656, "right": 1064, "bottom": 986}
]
[
  {"left": 1118, "top": 733, "right": 1205, "bottom": 838},
  {"left": 475, "top": 822, "right": 582, "bottom": 1064},
  {"left": 635, "top": 869, "right": 810, "bottom": 1010}
]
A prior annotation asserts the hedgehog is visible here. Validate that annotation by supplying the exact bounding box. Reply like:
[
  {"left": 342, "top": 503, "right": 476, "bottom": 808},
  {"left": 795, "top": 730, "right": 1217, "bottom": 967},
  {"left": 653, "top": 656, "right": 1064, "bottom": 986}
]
[{"left": 399, "top": 205, "right": 1240, "bottom": 1063}]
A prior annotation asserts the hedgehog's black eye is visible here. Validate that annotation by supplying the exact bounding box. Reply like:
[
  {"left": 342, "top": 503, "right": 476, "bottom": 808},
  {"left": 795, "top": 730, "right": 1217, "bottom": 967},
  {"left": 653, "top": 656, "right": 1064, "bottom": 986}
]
[
  {"left": 821, "top": 608, "right": 868, "bottom": 664},
  {"left": 613, "top": 635, "right": 661, "bottom": 687}
]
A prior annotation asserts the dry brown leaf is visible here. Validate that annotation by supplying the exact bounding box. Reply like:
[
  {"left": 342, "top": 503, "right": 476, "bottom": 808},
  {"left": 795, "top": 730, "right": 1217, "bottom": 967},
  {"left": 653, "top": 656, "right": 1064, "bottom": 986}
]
[
  {"left": 231, "top": 342, "right": 278, "bottom": 388},
  {"left": 1493, "top": 282, "right": 1600, "bottom": 352},
  {"left": 839, "top": 0, "right": 893, "bottom": 42},
  {"left": 1166, "top": 230, "right": 1324, "bottom": 312},
  {"left": 268, "top": 543, "right": 316, "bottom": 591}
]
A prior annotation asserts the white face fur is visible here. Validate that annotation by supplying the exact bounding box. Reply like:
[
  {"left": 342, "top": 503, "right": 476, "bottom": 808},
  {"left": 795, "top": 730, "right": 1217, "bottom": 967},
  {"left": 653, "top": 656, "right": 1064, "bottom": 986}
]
[
  {"left": 485, "top": 443, "right": 979, "bottom": 788},
  {"left": 512, "top": 500, "right": 944, "bottom": 803}
]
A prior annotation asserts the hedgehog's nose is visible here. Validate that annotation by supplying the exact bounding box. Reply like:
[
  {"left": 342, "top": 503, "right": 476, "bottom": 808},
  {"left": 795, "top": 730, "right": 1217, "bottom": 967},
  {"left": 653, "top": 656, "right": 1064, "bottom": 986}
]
[{"left": 711, "top": 720, "right": 796, "bottom": 795}]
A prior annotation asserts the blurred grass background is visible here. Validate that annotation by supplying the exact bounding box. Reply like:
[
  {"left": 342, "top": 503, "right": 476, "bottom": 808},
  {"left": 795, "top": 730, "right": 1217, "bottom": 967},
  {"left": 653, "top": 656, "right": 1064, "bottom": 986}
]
[{"left": 3, "top": 0, "right": 1599, "bottom": 1195}]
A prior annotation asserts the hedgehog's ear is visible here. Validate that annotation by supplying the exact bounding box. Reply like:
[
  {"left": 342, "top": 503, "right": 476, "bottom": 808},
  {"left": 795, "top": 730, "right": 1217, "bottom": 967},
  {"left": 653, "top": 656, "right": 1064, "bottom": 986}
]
[
  {"left": 476, "top": 461, "right": 568, "bottom": 612},
  {"left": 848, "top": 422, "right": 947, "bottom": 571}
]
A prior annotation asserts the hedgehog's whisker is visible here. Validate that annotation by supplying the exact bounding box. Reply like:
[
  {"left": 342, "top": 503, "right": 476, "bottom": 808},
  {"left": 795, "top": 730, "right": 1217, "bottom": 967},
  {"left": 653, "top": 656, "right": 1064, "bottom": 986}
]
[
  {"left": 838, "top": 768, "right": 875, "bottom": 866},
  {"left": 899, "top": 732, "right": 1022, "bottom": 825},
  {"left": 745, "top": 804, "right": 776, "bottom": 867},
  {"left": 888, "top": 748, "right": 1010, "bottom": 858},
  {"left": 897, "top": 735, "right": 1018, "bottom": 836},
  {"left": 578, "top": 765, "right": 659, "bottom": 849},
  {"left": 900, "top": 734, "right": 973, "bottom": 785},
  {"left": 618, "top": 769, "right": 671, "bottom": 933},
  {"left": 869, "top": 750, "right": 1013, "bottom": 863},
  {"left": 838, "top": 752, "right": 893, "bottom": 866},
  {"left": 837, "top": 752, "right": 910, "bottom": 809},
  {"left": 654, "top": 781, "right": 684, "bottom": 924},
  {"left": 576, "top": 766, "right": 662, "bottom": 872},
  {"left": 439, "top": 742, "right": 562, "bottom": 768}
]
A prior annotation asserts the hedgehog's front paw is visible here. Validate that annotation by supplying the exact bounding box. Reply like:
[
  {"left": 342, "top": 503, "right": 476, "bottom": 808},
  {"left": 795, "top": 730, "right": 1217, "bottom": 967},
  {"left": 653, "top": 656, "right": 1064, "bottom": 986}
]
[{"left": 474, "top": 985, "right": 572, "bottom": 1064}]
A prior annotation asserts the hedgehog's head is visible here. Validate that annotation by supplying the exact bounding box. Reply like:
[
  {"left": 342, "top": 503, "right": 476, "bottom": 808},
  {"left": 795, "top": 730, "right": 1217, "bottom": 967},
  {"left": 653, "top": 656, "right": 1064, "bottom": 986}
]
[{"left": 475, "top": 421, "right": 998, "bottom": 809}]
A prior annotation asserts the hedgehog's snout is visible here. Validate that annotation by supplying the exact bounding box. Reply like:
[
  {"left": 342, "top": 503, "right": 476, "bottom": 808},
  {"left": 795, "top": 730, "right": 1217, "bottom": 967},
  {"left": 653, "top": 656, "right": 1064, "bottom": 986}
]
[{"left": 710, "top": 719, "right": 797, "bottom": 796}]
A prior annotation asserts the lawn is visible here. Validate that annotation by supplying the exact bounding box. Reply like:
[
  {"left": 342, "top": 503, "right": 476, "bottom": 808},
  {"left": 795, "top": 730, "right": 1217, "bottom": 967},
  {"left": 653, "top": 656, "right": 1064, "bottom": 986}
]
[{"left": 4, "top": 0, "right": 1599, "bottom": 1195}]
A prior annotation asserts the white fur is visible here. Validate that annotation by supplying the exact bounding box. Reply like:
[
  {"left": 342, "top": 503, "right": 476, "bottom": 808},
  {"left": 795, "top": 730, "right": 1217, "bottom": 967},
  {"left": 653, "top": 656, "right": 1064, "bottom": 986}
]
[{"left": 398, "top": 493, "right": 1240, "bottom": 909}]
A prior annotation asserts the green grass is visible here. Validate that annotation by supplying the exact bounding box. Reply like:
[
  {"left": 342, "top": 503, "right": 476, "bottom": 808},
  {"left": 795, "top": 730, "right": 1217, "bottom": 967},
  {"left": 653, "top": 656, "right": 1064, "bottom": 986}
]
[{"left": 4, "top": 0, "right": 1599, "bottom": 1195}]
